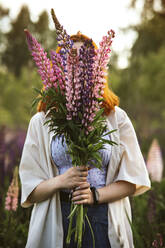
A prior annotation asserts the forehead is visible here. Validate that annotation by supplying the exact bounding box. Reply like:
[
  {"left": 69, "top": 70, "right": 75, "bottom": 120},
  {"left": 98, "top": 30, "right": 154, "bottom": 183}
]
[{"left": 72, "top": 41, "right": 84, "bottom": 49}]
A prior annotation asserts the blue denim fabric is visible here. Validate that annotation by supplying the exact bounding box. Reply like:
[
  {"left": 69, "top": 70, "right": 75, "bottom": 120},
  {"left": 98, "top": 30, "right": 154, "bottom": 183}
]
[{"left": 61, "top": 201, "right": 111, "bottom": 248}]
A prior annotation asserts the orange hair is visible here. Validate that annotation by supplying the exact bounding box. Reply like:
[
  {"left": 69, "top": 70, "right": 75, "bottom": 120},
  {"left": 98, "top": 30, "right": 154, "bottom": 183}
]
[{"left": 37, "top": 32, "right": 119, "bottom": 114}]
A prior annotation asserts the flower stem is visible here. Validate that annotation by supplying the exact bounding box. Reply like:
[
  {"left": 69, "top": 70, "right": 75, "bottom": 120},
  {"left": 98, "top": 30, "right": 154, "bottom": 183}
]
[
  {"left": 77, "top": 204, "right": 83, "bottom": 248},
  {"left": 66, "top": 202, "right": 74, "bottom": 245},
  {"left": 85, "top": 213, "right": 95, "bottom": 248}
]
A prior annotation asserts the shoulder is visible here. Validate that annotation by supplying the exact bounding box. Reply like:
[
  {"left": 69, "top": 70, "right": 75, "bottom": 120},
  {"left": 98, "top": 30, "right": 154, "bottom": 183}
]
[
  {"left": 25, "top": 112, "right": 50, "bottom": 143},
  {"left": 114, "top": 106, "right": 137, "bottom": 137},
  {"left": 27, "top": 112, "right": 48, "bottom": 135},
  {"left": 114, "top": 106, "right": 127, "bottom": 118},
  {"left": 107, "top": 106, "right": 129, "bottom": 127},
  {"left": 30, "top": 111, "right": 46, "bottom": 126}
]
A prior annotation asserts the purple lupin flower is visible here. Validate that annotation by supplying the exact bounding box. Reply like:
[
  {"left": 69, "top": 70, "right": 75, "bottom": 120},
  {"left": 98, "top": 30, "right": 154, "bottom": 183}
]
[
  {"left": 57, "top": 31, "right": 73, "bottom": 76},
  {"left": 51, "top": 9, "right": 73, "bottom": 75},
  {"left": 78, "top": 40, "right": 96, "bottom": 132},
  {"left": 24, "top": 29, "right": 55, "bottom": 89},
  {"left": 80, "top": 30, "right": 115, "bottom": 133},
  {"left": 51, "top": 9, "right": 73, "bottom": 52}
]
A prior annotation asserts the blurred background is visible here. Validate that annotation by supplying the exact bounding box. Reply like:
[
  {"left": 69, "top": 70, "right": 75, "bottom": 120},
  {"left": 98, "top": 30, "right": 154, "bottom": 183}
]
[{"left": 0, "top": 0, "right": 164, "bottom": 247}]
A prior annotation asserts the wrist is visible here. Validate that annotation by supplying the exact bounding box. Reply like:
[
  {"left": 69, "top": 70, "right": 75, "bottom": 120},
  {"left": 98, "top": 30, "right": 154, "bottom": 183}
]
[{"left": 54, "top": 174, "right": 64, "bottom": 191}]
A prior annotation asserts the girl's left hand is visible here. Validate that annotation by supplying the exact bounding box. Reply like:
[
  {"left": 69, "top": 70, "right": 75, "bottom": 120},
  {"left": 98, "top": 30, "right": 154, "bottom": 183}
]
[{"left": 72, "top": 182, "right": 94, "bottom": 205}]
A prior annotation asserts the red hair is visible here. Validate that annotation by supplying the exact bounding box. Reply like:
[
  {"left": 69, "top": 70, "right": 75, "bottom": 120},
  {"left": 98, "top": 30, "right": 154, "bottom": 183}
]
[{"left": 37, "top": 32, "right": 119, "bottom": 115}]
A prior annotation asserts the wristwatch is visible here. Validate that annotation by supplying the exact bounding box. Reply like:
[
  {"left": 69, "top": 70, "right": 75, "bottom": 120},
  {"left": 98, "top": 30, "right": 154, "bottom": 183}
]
[{"left": 90, "top": 187, "right": 99, "bottom": 205}]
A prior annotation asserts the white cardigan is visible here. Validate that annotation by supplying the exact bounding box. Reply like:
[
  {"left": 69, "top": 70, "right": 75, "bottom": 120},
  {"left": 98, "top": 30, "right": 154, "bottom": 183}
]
[{"left": 19, "top": 106, "right": 151, "bottom": 248}]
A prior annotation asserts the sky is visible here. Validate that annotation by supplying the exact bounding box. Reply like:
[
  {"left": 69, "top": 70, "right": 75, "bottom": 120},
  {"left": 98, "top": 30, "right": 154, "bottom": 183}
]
[{"left": 0, "top": 0, "right": 143, "bottom": 68}]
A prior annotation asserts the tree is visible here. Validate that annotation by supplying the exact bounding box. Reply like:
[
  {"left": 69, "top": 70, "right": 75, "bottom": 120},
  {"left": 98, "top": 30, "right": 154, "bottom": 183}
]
[
  {"left": 109, "top": 1, "right": 165, "bottom": 157},
  {"left": 0, "top": 5, "right": 9, "bottom": 64},
  {"left": 130, "top": 0, "right": 165, "bottom": 19},
  {"left": 1, "top": 6, "right": 57, "bottom": 77},
  {"left": 2, "top": 5, "right": 32, "bottom": 76},
  {"left": 0, "top": 67, "right": 42, "bottom": 128},
  {"left": 33, "top": 10, "right": 57, "bottom": 50}
]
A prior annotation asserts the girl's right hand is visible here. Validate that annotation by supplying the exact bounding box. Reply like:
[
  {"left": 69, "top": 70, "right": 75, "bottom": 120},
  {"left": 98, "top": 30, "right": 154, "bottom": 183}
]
[{"left": 59, "top": 166, "right": 88, "bottom": 190}]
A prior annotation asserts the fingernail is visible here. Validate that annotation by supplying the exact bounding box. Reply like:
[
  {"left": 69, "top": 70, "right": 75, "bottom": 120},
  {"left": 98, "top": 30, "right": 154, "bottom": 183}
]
[{"left": 75, "top": 186, "right": 80, "bottom": 190}]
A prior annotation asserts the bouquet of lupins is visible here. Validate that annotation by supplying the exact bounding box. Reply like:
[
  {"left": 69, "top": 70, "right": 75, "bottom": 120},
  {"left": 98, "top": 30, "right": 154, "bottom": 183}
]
[{"left": 25, "top": 9, "right": 116, "bottom": 248}]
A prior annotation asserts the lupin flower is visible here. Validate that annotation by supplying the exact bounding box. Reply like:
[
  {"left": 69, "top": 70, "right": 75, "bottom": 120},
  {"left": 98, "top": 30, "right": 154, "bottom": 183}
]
[
  {"left": 24, "top": 29, "right": 55, "bottom": 89},
  {"left": 51, "top": 9, "right": 73, "bottom": 51},
  {"left": 50, "top": 50, "right": 65, "bottom": 92},
  {"left": 66, "top": 48, "right": 81, "bottom": 120},
  {"left": 93, "top": 29, "right": 115, "bottom": 98},
  {"left": 152, "top": 233, "right": 163, "bottom": 247},
  {"left": 5, "top": 166, "right": 19, "bottom": 211},
  {"left": 78, "top": 40, "right": 96, "bottom": 132},
  {"left": 51, "top": 9, "right": 73, "bottom": 74}
]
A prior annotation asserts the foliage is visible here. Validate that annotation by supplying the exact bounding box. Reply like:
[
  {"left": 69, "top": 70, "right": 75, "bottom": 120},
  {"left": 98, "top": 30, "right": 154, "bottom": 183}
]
[
  {"left": 0, "top": 176, "right": 31, "bottom": 248},
  {"left": 1, "top": 6, "right": 33, "bottom": 77},
  {"left": 109, "top": 7, "right": 165, "bottom": 160},
  {"left": 0, "top": 5, "right": 9, "bottom": 64},
  {"left": 131, "top": 14, "right": 165, "bottom": 60},
  {"left": 130, "top": 0, "right": 165, "bottom": 20},
  {"left": 131, "top": 179, "right": 165, "bottom": 248},
  {"left": 0, "top": 67, "right": 42, "bottom": 128},
  {"left": 110, "top": 45, "right": 165, "bottom": 157}
]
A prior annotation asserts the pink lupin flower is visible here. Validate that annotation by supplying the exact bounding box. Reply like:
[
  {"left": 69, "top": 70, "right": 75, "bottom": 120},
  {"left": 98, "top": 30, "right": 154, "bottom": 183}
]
[
  {"left": 152, "top": 233, "right": 164, "bottom": 247},
  {"left": 66, "top": 48, "right": 81, "bottom": 120},
  {"left": 5, "top": 166, "right": 19, "bottom": 212},
  {"left": 24, "top": 29, "right": 56, "bottom": 89},
  {"left": 93, "top": 29, "right": 115, "bottom": 98},
  {"left": 50, "top": 50, "right": 65, "bottom": 93}
]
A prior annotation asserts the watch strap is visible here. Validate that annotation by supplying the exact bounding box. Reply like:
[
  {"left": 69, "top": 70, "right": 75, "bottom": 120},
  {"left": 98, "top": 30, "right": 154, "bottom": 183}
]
[{"left": 90, "top": 187, "right": 99, "bottom": 205}]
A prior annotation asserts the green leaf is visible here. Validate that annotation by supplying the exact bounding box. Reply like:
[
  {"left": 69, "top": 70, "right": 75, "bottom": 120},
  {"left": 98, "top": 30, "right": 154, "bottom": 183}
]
[
  {"left": 87, "top": 144, "right": 93, "bottom": 150},
  {"left": 91, "top": 152, "right": 102, "bottom": 165},
  {"left": 100, "top": 138, "right": 118, "bottom": 146},
  {"left": 87, "top": 128, "right": 96, "bottom": 140},
  {"left": 71, "top": 143, "right": 86, "bottom": 152},
  {"left": 59, "top": 103, "right": 66, "bottom": 114},
  {"left": 92, "top": 143, "right": 104, "bottom": 152},
  {"left": 31, "top": 97, "right": 41, "bottom": 108},
  {"left": 33, "top": 87, "right": 42, "bottom": 95},
  {"left": 102, "top": 129, "right": 117, "bottom": 137}
]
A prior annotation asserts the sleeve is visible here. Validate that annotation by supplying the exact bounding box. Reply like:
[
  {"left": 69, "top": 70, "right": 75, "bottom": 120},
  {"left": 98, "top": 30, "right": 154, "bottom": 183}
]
[
  {"left": 19, "top": 115, "right": 48, "bottom": 208},
  {"left": 114, "top": 109, "right": 151, "bottom": 196}
]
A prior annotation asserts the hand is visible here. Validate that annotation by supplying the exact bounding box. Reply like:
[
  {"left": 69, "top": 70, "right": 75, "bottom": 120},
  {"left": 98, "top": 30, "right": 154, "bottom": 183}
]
[
  {"left": 59, "top": 166, "right": 88, "bottom": 190},
  {"left": 72, "top": 182, "right": 94, "bottom": 205}
]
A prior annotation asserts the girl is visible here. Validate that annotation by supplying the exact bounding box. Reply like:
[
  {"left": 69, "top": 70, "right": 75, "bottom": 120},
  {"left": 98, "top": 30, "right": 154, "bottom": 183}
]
[{"left": 19, "top": 32, "right": 151, "bottom": 248}]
